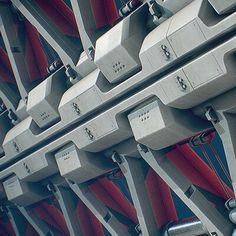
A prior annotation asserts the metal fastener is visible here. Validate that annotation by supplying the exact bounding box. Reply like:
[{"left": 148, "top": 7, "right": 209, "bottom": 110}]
[
  {"left": 176, "top": 76, "right": 187, "bottom": 91},
  {"left": 13, "top": 141, "right": 20, "bottom": 153},
  {"left": 85, "top": 127, "right": 94, "bottom": 140},
  {"left": 161, "top": 44, "right": 171, "bottom": 60},
  {"left": 72, "top": 102, "right": 80, "bottom": 115}
]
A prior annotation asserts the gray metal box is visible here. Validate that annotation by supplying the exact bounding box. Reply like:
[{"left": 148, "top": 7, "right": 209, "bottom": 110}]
[
  {"left": 3, "top": 117, "right": 36, "bottom": 157},
  {"left": 74, "top": 110, "right": 132, "bottom": 152},
  {"left": 27, "top": 68, "right": 66, "bottom": 129},
  {"left": 55, "top": 143, "right": 114, "bottom": 183},
  {"left": 140, "top": 19, "right": 177, "bottom": 74},
  {"left": 3, "top": 176, "right": 48, "bottom": 206},
  {"left": 12, "top": 153, "right": 57, "bottom": 182},
  {"left": 59, "top": 69, "right": 104, "bottom": 123},
  {"left": 128, "top": 99, "right": 208, "bottom": 150},
  {"left": 158, "top": 36, "right": 236, "bottom": 109},
  {"left": 140, "top": 0, "right": 236, "bottom": 76},
  {"left": 95, "top": 10, "right": 146, "bottom": 83}
]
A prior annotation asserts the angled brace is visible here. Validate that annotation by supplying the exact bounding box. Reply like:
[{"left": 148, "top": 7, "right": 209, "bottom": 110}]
[
  {"left": 206, "top": 106, "right": 236, "bottom": 197},
  {"left": 112, "top": 153, "right": 160, "bottom": 236},
  {"left": 67, "top": 179, "right": 131, "bottom": 236},
  {"left": 70, "top": 0, "right": 96, "bottom": 59},
  {"left": 11, "top": 0, "right": 82, "bottom": 68},
  {"left": 17, "top": 205, "right": 55, "bottom": 236},
  {"left": 6, "top": 205, "right": 28, "bottom": 236},
  {"left": 48, "top": 184, "right": 82, "bottom": 236},
  {"left": 138, "top": 144, "right": 234, "bottom": 236},
  {"left": 0, "top": 3, "right": 32, "bottom": 100}
]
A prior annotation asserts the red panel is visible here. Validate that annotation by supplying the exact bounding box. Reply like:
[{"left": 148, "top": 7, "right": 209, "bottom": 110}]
[
  {"left": 4, "top": 222, "right": 15, "bottom": 236},
  {"left": 104, "top": 0, "right": 119, "bottom": 25},
  {"left": 77, "top": 201, "right": 104, "bottom": 236},
  {"left": 41, "top": 202, "right": 70, "bottom": 235},
  {"left": 24, "top": 21, "right": 49, "bottom": 82},
  {"left": 0, "top": 47, "right": 12, "bottom": 72},
  {"left": 146, "top": 168, "right": 178, "bottom": 227},
  {"left": 35, "top": 0, "right": 79, "bottom": 37},
  {"left": 89, "top": 177, "right": 138, "bottom": 224},
  {"left": 88, "top": 209, "right": 104, "bottom": 236},
  {"left": 90, "top": 0, "right": 119, "bottom": 28},
  {"left": 0, "top": 220, "right": 14, "bottom": 236},
  {"left": 26, "top": 224, "right": 38, "bottom": 236},
  {"left": 0, "top": 47, "right": 15, "bottom": 84},
  {"left": 98, "top": 178, "right": 138, "bottom": 223},
  {"left": 77, "top": 201, "right": 94, "bottom": 236},
  {"left": 167, "top": 145, "right": 234, "bottom": 200},
  {"left": 131, "top": 0, "right": 142, "bottom": 7},
  {"left": 0, "top": 228, "right": 8, "bottom": 236},
  {"left": 34, "top": 202, "right": 70, "bottom": 236}
]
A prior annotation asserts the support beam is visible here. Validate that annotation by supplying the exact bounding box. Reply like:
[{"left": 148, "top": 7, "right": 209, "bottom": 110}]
[
  {"left": 206, "top": 108, "right": 236, "bottom": 196},
  {"left": 138, "top": 144, "right": 233, "bottom": 236},
  {"left": 51, "top": 185, "right": 82, "bottom": 236},
  {"left": 11, "top": 0, "right": 82, "bottom": 67},
  {"left": 17, "top": 205, "right": 54, "bottom": 236},
  {"left": 0, "top": 81, "right": 19, "bottom": 113},
  {"left": 67, "top": 179, "right": 131, "bottom": 236},
  {"left": 70, "top": 0, "right": 98, "bottom": 59},
  {"left": 6, "top": 206, "right": 28, "bottom": 236},
  {"left": 113, "top": 153, "right": 159, "bottom": 236},
  {"left": 0, "top": 3, "right": 32, "bottom": 100}
]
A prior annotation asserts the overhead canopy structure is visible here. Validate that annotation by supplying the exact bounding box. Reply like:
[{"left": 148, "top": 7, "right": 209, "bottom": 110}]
[{"left": 0, "top": 0, "right": 235, "bottom": 235}]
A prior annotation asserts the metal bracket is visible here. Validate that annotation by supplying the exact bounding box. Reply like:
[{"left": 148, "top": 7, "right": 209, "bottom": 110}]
[
  {"left": 148, "top": 1, "right": 163, "bottom": 25},
  {"left": 66, "top": 65, "right": 80, "bottom": 85},
  {"left": 161, "top": 44, "right": 171, "bottom": 60},
  {"left": 71, "top": 102, "right": 81, "bottom": 115},
  {"left": 205, "top": 107, "right": 219, "bottom": 124},
  {"left": 84, "top": 127, "right": 95, "bottom": 141},
  {"left": 176, "top": 76, "right": 187, "bottom": 91}
]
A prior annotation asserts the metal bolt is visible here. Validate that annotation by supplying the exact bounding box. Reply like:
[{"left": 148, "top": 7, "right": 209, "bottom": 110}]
[
  {"left": 135, "top": 224, "right": 142, "bottom": 234},
  {"left": 84, "top": 128, "right": 94, "bottom": 140},
  {"left": 13, "top": 141, "right": 20, "bottom": 153},
  {"left": 176, "top": 76, "right": 187, "bottom": 91},
  {"left": 107, "top": 169, "right": 123, "bottom": 180},
  {"left": 72, "top": 102, "right": 80, "bottom": 115},
  {"left": 47, "top": 60, "right": 62, "bottom": 74},
  {"left": 226, "top": 198, "right": 236, "bottom": 209},
  {"left": 47, "top": 183, "right": 56, "bottom": 193},
  {"left": 23, "top": 162, "right": 31, "bottom": 173},
  {"left": 139, "top": 144, "right": 149, "bottom": 153},
  {"left": 66, "top": 65, "right": 80, "bottom": 85},
  {"left": 0, "top": 102, "right": 6, "bottom": 114},
  {"left": 8, "top": 109, "right": 18, "bottom": 125},
  {"left": 88, "top": 47, "right": 95, "bottom": 59},
  {"left": 161, "top": 44, "right": 171, "bottom": 60},
  {"left": 111, "top": 152, "right": 123, "bottom": 164},
  {"left": 68, "top": 179, "right": 75, "bottom": 185},
  {"left": 205, "top": 107, "right": 219, "bottom": 124}
]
